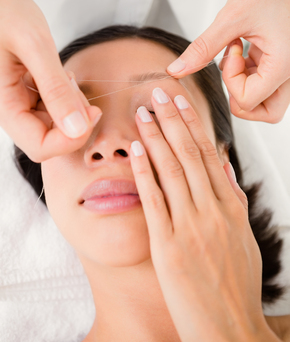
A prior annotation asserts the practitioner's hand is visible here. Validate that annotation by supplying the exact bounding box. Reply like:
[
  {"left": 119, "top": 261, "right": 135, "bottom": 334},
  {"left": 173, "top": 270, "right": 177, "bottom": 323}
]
[
  {"left": 130, "top": 88, "right": 280, "bottom": 342},
  {"left": 167, "top": 0, "right": 290, "bottom": 123},
  {"left": 0, "top": 0, "right": 102, "bottom": 162}
]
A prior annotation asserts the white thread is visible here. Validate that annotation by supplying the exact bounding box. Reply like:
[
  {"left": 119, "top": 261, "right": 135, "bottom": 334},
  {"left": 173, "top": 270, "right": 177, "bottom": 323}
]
[
  {"left": 24, "top": 57, "right": 227, "bottom": 101},
  {"left": 33, "top": 185, "right": 44, "bottom": 210},
  {"left": 30, "top": 57, "right": 226, "bottom": 208}
]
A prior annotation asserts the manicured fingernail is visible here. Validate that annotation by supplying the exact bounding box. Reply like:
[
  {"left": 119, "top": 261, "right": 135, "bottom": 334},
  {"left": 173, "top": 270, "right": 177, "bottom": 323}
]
[
  {"left": 71, "top": 78, "right": 80, "bottom": 92},
  {"left": 229, "top": 162, "right": 237, "bottom": 183},
  {"left": 167, "top": 58, "right": 186, "bottom": 74},
  {"left": 137, "top": 106, "right": 152, "bottom": 123},
  {"left": 153, "top": 88, "right": 169, "bottom": 104},
  {"left": 93, "top": 112, "right": 103, "bottom": 126},
  {"left": 62, "top": 111, "right": 88, "bottom": 138},
  {"left": 131, "top": 141, "right": 144, "bottom": 156},
  {"left": 174, "top": 95, "right": 188, "bottom": 109}
]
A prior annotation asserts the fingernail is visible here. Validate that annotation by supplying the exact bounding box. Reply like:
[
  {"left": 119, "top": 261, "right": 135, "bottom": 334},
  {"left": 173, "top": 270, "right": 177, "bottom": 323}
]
[
  {"left": 167, "top": 58, "right": 186, "bottom": 74},
  {"left": 229, "top": 162, "right": 237, "bottom": 183},
  {"left": 93, "top": 112, "right": 103, "bottom": 126},
  {"left": 131, "top": 141, "right": 144, "bottom": 157},
  {"left": 137, "top": 106, "right": 152, "bottom": 123},
  {"left": 229, "top": 44, "right": 242, "bottom": 56},
  {"left": 174, "top": 95, "right": 188, "bottom": 110},
  {"left": 71, "top": 78, "right": 80, "bottom": 92},
  {"left": 62, "top": 111, "right": 88, "bottom": 138},
  {"left": 153, "top": 88, "right": 169, "bottom": 104}
]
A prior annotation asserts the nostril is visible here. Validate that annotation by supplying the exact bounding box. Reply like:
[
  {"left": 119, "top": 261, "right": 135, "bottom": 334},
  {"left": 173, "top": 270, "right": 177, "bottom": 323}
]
[
  {"left": 92, "top": 153, "right": 103, "bottom": 160},
  {"left": 116, "top": 149, "right": 128, "bottom": 157}
]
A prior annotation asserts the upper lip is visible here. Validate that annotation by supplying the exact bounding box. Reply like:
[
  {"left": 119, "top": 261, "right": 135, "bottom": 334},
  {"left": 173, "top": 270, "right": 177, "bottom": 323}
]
[{"left": 80, "top": 179, "right": 139, "bottom": 203}]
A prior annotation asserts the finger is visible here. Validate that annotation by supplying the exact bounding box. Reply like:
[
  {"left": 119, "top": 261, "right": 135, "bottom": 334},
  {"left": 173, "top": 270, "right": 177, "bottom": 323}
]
[
  {"left": 22, "top": 71, "right": 40, "bottom": 108},
  {"left": 247, "top": 43, "right": 263, "bottom": 68},
  {"left": 173, "top": 95, "right": 237, "bottom": 203},
  {"left": 229, "top": 78, "right": 290, "bottom": 123},
  {"left": 222, "top": 44, "right": 288, "bottom": 113},
  {"left": 14, "top": 32, "right": 94, "bottom": 139},
  {"left": 167, "top": 5, "right": 241, "bottom": 77},
  {"left": 135, "top": 105, "right": 195, "bottom": 222},
  {"left": 223, "top": 162, "right": 248, "bottom": 211},
  {"left": 130, "top": 140, "right": 173, "bottom": 245},
  {"left": 219, "top": 39, "right": 243, "bottom": 71},
  {"left": 149, "top": 87, "right": 215, "bottom": 210}
]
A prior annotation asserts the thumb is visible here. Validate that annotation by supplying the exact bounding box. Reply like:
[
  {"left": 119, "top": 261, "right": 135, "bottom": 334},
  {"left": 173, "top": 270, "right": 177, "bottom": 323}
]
[
  {"left": 18, "top": 36, "right": 91, "bottom": 139},
  {"left": 224, "top": 162, "right": 248, "bottom": 211},
  {"left": 167, "top": 8, "right": 240, "bottom": 77}
]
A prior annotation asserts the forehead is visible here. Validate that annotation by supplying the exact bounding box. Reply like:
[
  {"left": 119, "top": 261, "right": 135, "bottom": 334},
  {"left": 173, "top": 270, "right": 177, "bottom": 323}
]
[
  {"left": 63, "top": 37, "right": 216, "bottom": 146},
  {"left": 64, "top": 38, "right": 181, "bottom": 81}
]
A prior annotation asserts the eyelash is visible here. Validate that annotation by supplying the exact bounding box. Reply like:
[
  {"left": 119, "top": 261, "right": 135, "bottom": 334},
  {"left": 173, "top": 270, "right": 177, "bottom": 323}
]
[{"left": 149, "top": 111, "right": 156, "bottom": 115}]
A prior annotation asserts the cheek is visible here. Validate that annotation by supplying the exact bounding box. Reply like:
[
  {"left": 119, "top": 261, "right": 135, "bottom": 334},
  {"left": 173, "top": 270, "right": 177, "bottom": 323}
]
[{"left": 41, "top": 158, "right": 76, "bottom": 237}]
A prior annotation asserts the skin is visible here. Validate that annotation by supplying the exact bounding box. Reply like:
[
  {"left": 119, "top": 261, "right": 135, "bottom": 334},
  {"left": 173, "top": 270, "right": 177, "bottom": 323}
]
[
  {"left": 41, "top": 39, "right": 289, "bottom": 341},
  {"left": 167, "top": 0, "right": 290, "bottom": 123},
  {"left": 0, "top": 0, "right": 290, "bottom": 165}
]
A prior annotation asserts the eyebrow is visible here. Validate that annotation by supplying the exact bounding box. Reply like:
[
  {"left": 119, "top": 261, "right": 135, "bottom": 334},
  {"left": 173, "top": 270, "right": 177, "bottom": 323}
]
[
  {"left": 77, "top": 71, "right": 175, "bottom": 96},
  {"left": 129, "top": 71, "right": 171, "bottom": 82}
]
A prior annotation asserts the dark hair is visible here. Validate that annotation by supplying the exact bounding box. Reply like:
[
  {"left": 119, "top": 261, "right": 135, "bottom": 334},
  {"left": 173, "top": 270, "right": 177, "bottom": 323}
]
[{"left": 14, "top": 25, "right": 284, "bottom": 305}]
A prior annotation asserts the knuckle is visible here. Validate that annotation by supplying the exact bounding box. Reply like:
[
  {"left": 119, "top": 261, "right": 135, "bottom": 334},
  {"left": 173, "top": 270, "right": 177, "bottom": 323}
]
[
  {"left": 144, "top": 190, "right": 164, "bottom": 210},
  {"left": 190, "top": 36, "right": 210, "bottom": 60},
  {"left": 41, "top": 77, "right": 70, "bottom": 104},
  {"left": 178, "top": 140, "right": 200, "bottom": 160},
  {"left": 162, "top": 158, "right": 184, "bottom": 178},
  {"left": 268, "top": 113, "right": 283, "bottom": 124},
  {"left": 183, "top": 112, "right": 200, "bottom": 128},
  {"left": 164, "top": 109, "right": 179, "bottom": 120},
  {"left": 199, "top": 141, "right": 217, "bottom": 158},
  {"left": 146, "top": 130, "right": 163, "bottom": 141}
]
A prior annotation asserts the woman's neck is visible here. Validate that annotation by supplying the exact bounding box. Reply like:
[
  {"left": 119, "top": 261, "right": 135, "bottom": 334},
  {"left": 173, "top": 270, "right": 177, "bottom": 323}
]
[{"left": 79, "top": 256, "right": 181, "bottom": 342}]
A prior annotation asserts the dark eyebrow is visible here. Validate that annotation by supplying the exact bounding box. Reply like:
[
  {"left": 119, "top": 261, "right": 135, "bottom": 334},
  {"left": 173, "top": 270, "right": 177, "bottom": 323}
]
[
  {"left": 129, "top": 71, "right": 171, "bottom": 82},
  {"left": 76, "top": 71, "right": 172, "bottom": 93}
]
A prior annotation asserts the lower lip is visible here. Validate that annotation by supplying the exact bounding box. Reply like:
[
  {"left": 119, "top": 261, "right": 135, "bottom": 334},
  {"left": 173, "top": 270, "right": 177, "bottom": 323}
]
[{"left": 82, "top": 194, "right": 141, "bottom": 214}]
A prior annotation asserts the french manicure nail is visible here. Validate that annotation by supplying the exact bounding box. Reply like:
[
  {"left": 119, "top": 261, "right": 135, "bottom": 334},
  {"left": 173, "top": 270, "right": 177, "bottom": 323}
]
[
  {"left": 131, "top": 141, "right": 144, "bottom": 157},
  {"left": 153, "top": 88, "right": 169, "bottom": 104},
  {"left": 174, "top": 95, "right": 188, "bottom": 109},
  {"left": 62, "top": 111, "right": 88, "bottom": 138},
  {"left": 229, "top": 162, "right": 237, "bottom": 183},
  {"left": 93, "top": 112, "right": 103, "bottom": 126},
  {"left": 71, "top": 78, "right": 80, "bottom": 92},
  {"left": 167, "top": 58, "right": 186, "bottom": 74},
  {"left": 137, "top": 106, "right": 152, "bottom": 122}
]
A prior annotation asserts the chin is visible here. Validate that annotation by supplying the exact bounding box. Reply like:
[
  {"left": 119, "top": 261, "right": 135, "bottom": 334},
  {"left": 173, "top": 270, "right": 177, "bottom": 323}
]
[{"left": 55, "top": 207, "right": 152, "bottom": 268}]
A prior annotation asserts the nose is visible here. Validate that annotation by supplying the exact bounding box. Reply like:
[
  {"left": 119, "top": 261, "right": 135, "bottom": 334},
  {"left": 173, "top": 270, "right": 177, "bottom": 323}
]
[{"left": 83, "top": 113, "right": 137, "bottom": 167}]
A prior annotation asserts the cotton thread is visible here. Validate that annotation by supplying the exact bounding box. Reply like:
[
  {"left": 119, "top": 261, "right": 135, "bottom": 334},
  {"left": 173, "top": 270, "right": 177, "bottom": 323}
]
[
  {"left": 31, "top": 56, "right": 227, "bottom": 208},
  {"left": 25, "top": 56, "right": 228, "bottom": 102},
  {"left": 34, "top": 185, "right": 44, "bottom": 209}
]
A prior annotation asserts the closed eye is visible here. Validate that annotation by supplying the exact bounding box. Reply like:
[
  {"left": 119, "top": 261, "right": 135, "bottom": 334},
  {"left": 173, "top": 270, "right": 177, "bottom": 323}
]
[{"left": 149, "top": 111, "right": 155, "bottom": 115}]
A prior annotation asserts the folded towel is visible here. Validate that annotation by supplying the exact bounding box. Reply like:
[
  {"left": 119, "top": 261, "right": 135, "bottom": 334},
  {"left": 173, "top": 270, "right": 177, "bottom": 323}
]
[{"left": 0, "top": 110, "right": 290, "bottom": 341}]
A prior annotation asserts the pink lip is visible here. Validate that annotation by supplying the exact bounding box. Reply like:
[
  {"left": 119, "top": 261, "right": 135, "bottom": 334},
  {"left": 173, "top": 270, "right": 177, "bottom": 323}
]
[{"left": 80, "top": 179, "right": 141, "bottom": 214}]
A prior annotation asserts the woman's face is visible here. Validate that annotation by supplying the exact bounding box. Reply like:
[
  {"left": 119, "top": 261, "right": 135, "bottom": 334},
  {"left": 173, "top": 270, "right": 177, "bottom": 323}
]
[{"left": 41, "top": 38, "right": 222, "bottom": 267}]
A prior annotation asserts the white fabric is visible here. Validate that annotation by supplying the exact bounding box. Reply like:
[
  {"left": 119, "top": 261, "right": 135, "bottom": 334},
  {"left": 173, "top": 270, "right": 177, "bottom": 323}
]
[{"left": 0, "top": 0, "right": 289, "bottom": 340}]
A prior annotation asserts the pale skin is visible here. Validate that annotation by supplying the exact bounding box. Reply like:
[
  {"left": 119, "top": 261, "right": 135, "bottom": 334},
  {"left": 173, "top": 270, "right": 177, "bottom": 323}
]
[
  {"left": 39, "top": 38, "right": 290, "bottom": 342},
  {"left": 0, "top": 0, "right": 290, "bottom": 163}
]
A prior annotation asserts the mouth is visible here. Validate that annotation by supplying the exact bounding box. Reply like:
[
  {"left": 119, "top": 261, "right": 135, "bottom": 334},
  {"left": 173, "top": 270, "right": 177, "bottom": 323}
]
[{"left": 80, "top": 179, "right": 141, "bottom": 214}]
